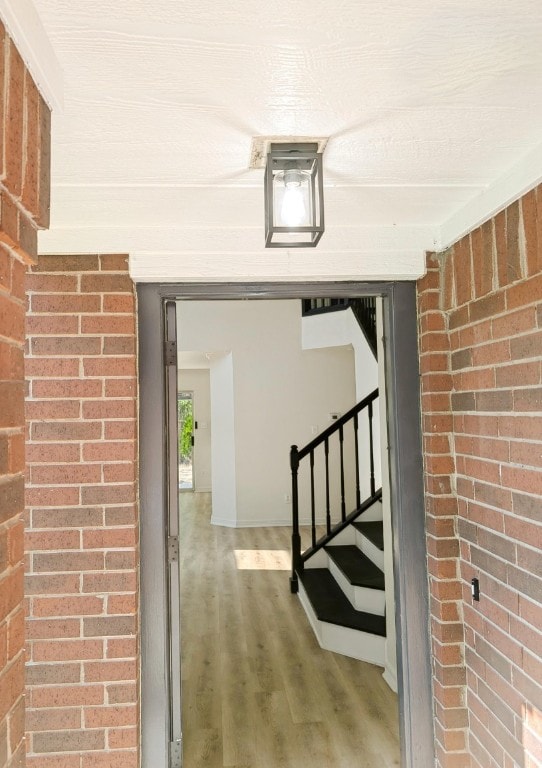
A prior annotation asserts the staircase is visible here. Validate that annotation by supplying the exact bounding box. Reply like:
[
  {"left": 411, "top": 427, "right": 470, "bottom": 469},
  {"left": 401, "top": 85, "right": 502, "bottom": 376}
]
[
  {"left": 301, "top": 296, "right": 377, "bottom": 356},
  {"left": 290, "top": 388, "right": 388, "bottom": 667}
]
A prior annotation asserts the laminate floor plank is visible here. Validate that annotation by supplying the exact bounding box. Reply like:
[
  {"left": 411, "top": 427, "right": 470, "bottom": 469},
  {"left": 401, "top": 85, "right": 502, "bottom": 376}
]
[
  {"left": 220, "top": 683, "right": 256, "bottom": 767},
  {"left": 253, "top": 690, "right": 297, "bottom": 768},
  {"left": 271, "top": 623, "right": 326, "bottom": 725},
  {"left": 182, "top": 633, "right": 222, "bottom": 731},
  {"left": 288, "top": 721, "right": 335, "bottom": 768},
  {"left": 241, "top": 588, "right": 285, "bottom": 694},
  {"left": 180, "top": 493, "right": 400, "bottom": 768},
  {"left": 183, "top": 728, "right": 222, "bottom": 768}
]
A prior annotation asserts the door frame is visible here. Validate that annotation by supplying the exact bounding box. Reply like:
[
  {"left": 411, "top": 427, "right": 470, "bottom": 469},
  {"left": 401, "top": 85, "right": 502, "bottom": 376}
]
[{"left": 138, "top": 280, "right": 434, "bottom": 768}]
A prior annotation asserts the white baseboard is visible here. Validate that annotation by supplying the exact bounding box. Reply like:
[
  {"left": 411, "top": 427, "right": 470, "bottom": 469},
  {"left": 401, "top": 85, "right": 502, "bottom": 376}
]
[
  {"left": 210, "top": 516, "right": 327, "bottom": 528},
  {"left": 210, "top": 516, "right": 235, "bottom": 527}
]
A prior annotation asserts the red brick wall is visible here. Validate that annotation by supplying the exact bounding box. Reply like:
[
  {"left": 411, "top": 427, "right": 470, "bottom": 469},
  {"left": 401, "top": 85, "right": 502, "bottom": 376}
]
[
  {"left": 25, "top": 255, "right": 139, "bottom": 768},
  {"left": 0, "top": 22, "right": 51, "bottom": 768},
  {"left": 418, "top": 188, "right": 542, "bottom": 767}
]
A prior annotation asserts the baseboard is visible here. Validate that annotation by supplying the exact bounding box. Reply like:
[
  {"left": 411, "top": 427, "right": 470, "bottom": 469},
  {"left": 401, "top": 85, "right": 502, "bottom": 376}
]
[
  {"left": 212, "top": 516, "right": 291, "bottom": 528},
  {"left": 211, "top": 516, "right": 327, "bottom": 529},
  {"left": 210, "top": 515, "right": 237, "bottom": 528}
]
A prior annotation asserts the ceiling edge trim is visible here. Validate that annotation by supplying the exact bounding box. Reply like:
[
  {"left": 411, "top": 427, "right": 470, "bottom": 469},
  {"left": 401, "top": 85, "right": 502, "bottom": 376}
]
[
  {"left": 0, "top": 0, "right": 63, "bottom": 111},
  {"left": 438, "top": 142, "right": 542, "bottom": 252},
  {"left": 128, "top": 251, "right": 427, "bottom": 283}
]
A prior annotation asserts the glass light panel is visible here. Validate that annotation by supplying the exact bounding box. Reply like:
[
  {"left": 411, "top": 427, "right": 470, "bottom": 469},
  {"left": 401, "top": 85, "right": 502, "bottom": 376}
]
[{"left": 273, "top": 173, "right": 312, "bottom": 228}]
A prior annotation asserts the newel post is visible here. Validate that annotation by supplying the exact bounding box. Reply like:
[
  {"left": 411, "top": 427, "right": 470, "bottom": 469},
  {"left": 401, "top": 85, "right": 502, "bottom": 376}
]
[{"left": 290, "top": 444, "right": 301, "bottom": 593}]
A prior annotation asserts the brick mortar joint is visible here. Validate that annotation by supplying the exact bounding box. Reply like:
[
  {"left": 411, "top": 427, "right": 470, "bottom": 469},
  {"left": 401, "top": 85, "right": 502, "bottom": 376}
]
[
  {"left": 0, "top": 470, "right": 25, "bottom": 486},
  {"left": 443, "top": 275, "right": 541, "bottom": 318},
  {"left": 0, "top": 297, "right": 27, "bottom": 317},
  {"left": 0, "top": 182, "right": 42, "bottom": 230},
  {"left": 31, "top": 268, "right": 131, "bottom": 275},
  {"left": 0, "top": 645, "right": 25, "bottom": 673}
]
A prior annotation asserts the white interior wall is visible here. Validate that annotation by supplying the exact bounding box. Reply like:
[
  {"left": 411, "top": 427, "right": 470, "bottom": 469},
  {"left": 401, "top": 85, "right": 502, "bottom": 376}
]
[
  {"left": 302, "top": 307, "right": 380, "bottom": 497},
  {"left": 178, "top": 369, "right": 212, "bottom": 492},
  {"left": 301, "top": 307, "right": 377, "bottom": 398},
  {"left": 177, "top": 300, "right": 356, "bottom": 526},
  {"left": 209, "top": 353, "right": 237, "bottom": 525}
]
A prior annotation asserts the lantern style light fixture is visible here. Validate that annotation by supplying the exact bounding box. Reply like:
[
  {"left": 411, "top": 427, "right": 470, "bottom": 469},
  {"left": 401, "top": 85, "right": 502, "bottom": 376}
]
[{"left": 264, "top": 142, "right": 324, "bottom": 248}]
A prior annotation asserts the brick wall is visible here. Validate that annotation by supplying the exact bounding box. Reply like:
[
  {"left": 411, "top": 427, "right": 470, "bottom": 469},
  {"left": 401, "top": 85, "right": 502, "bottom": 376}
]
[
  {"left": 418, "top": 188, "right": 542, "bottom": 767},
  {"left": 0, "top": 22, "right": 51, "bottom": 768},
  {"left": 25, "top": 255, "right": 139, "bottom": 768}
]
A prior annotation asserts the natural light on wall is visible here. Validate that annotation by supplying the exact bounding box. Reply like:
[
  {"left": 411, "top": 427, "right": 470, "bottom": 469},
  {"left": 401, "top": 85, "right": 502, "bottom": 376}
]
[{"left": 234, "top": 549, "right": 290, "bottom": 571}]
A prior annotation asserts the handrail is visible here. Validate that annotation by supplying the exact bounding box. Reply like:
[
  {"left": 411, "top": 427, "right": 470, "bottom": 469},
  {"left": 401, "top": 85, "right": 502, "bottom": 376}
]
[
  {"left": 290, "top": 388, "right": 379, "bottom": 593},
  {"left": 297, "top": 388, "right": 378, "bottom": 460},
  {"left": 299, "top": 488, "right": 382, "bottom": 565}
]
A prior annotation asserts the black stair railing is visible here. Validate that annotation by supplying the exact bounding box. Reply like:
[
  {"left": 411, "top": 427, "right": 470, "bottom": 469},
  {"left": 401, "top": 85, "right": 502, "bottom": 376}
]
[{"left": 290, "top": 388, "right": 380, "bottom": 593}]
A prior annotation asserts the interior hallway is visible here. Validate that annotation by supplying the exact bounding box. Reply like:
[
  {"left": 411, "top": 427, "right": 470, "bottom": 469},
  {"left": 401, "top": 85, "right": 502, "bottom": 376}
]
[{"left": 180, "top": 492, "right": 400, "bottom": 767}]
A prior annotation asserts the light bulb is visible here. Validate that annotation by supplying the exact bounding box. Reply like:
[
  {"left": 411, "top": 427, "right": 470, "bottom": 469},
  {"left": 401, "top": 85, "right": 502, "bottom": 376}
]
[{"left": 281, "top": 184, "right": 306, "bottom": 227}]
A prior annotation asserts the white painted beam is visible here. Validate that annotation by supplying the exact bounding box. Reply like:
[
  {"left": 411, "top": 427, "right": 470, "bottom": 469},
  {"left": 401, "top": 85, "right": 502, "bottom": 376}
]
[{"left": 128, "top": 249, "right": 427, "bottom": 283}]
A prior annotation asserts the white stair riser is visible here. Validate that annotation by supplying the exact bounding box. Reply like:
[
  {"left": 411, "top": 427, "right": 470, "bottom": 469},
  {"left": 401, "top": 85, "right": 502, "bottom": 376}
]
[
  {"left": 356, "top": 531, "right": 385, "bottom": 571},
  {"left": 304, "top": 549, "right": 328, "bottom": 568},
  {"left": 358, "top": 500, "right": 383, "bottom": 522},
  {"left": 298, "top": 582, "right": 385, "bottom": 667},
  {"left": 330, "top": 526, "right": 356, "bottom": 546},
  {"left": 327, "top": 558, "right": 385, "bottom": 615}
]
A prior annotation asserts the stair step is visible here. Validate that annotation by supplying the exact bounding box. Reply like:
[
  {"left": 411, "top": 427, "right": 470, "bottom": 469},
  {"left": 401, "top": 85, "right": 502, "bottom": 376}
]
[
  {"left": 353, "top": 520, "right": 384, "bottom": 550},
  {"left": 298, "top": 568, "right": 386, "bottom": 637},
  {"left": 324, "top": 545, "right": 384, "bottom": 590}
]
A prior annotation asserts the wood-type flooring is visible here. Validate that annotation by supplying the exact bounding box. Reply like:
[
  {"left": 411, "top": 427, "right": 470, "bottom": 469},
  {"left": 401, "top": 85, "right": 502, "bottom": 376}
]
[{"left": 180, "top": 492, "right": 400, "bottom": 768}]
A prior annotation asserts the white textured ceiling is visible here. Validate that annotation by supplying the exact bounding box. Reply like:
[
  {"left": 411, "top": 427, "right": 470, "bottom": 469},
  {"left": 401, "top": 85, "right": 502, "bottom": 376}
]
[{"left": 23, "top": 0, "right": 542, "bottom": 280}]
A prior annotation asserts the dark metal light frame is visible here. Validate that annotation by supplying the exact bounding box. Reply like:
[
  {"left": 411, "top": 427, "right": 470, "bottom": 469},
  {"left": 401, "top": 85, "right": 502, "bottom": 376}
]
[{"left": 264, "top": 142, "right": 324, "bottom": 248}]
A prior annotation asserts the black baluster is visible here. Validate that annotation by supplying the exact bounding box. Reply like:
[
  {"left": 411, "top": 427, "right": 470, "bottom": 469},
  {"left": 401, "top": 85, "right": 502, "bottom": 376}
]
[
  {"left": 339, "top": 425, "right": 346, "bottom": 521},
  {"left": 368, "top": 401, "right": 376, "bottom": 496},
  {"left": 290, "top": 445, "right": 301, "bottom": 593},
  {"left": 310, "top": 450, "right": 316, "bottom": 547},
  {"left": 354, "top": 412, "right": 360, "bottom": 509},
  {"left": 325, "top": 437, "right": 330, "bottom": 534}
]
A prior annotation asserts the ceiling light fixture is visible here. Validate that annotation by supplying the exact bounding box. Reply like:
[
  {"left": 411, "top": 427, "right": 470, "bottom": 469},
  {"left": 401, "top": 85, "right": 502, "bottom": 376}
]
[{"left": 264, "top": 142, "right": 324, "bottom": 248}]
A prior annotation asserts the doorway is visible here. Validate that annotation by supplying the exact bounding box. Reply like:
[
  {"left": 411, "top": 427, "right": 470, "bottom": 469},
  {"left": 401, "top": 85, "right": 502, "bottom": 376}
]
[
  {"left": 138, "top": 281, "right": 434, "bottom": 768},
  {"left": 178, "top": 391, "right": 194, "bottom": 491},
  {"left": 177, "top": 296, "right": 398, "bottom": 764}
]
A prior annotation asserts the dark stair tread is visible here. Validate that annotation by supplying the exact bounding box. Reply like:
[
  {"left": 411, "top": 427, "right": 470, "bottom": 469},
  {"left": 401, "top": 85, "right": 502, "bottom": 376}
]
[
  {"left": 299, "top": 568, "right": 386, "bottom": 637},
  {"left": 324, "top": 545, "right": 384, "bottom": 590},
  {"left": 352, "top": 520, "right": 384, "bottom": 551}
]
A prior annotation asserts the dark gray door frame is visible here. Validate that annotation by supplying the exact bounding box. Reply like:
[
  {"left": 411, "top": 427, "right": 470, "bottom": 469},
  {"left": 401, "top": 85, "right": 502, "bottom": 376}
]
[{"left": 137, "top": 280, "right": 434, "bottom": 768}]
